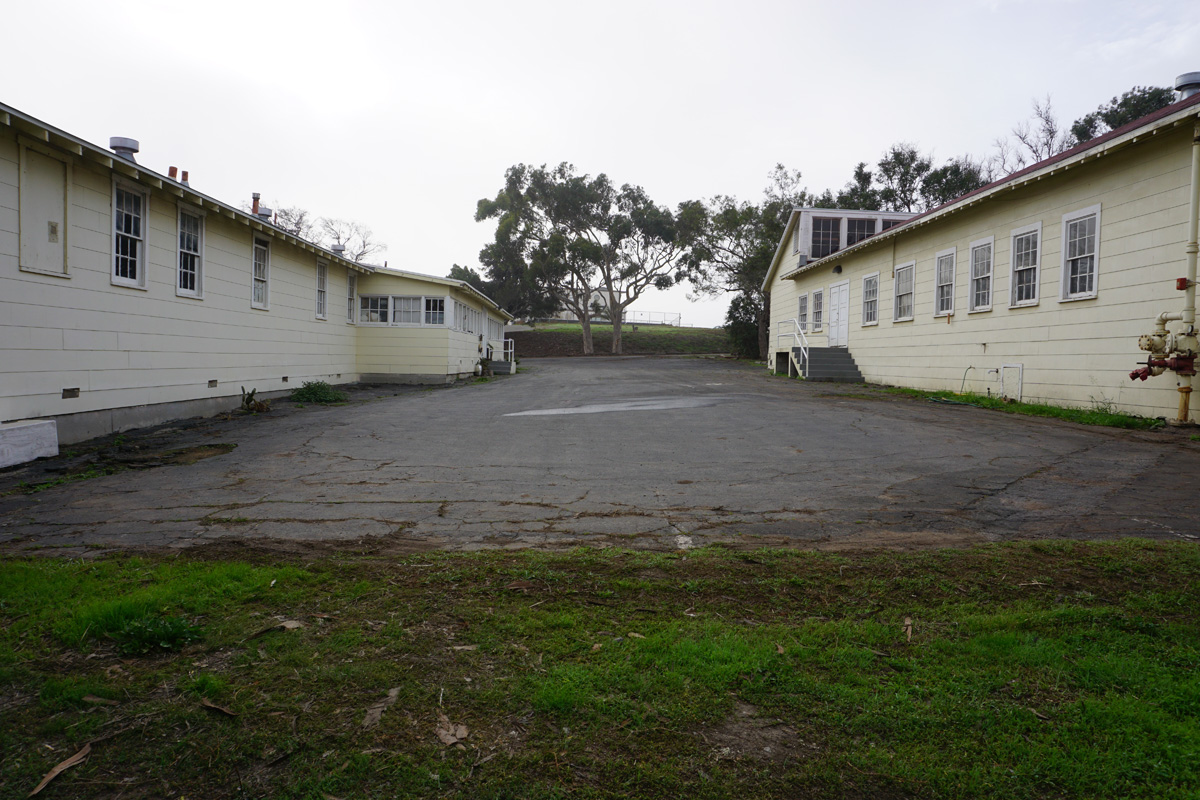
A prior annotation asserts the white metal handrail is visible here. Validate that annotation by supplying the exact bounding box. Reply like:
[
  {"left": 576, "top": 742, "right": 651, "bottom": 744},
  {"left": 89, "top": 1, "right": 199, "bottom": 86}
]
[
  {"left": 503, "top": 338, "right": 515, "bottom": 363},
  {"left": 777, "top": 318, "right": 809, "bottom": 364}
]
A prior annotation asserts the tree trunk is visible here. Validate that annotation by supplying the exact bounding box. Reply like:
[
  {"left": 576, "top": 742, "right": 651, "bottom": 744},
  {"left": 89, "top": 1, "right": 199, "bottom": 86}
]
[
  {"left": 757, "top": 291, "right": 770, "bottom": 360},
  {"left": 580, "top": 316, "right": 594, "bottom": 355},
  {"left": 610, "top": 303, "right": 626, "bottom": 354}
]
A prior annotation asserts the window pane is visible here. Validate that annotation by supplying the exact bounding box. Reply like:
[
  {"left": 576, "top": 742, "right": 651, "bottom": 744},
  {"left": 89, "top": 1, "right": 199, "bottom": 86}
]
[
  {"left": 811, "top": 218, "right": 840, "bottom": 258},
  {"left": 847, "top": 218, "right": 876, "bottom": 246}
]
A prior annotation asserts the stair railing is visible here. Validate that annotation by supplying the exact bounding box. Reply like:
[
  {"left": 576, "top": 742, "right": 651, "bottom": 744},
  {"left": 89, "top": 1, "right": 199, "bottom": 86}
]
[
  {"left": 776, "top": 319, "right": 809, "bottom": 378},
  {"left": 503, "top": 338, "right": 516, "bottom": 363}
]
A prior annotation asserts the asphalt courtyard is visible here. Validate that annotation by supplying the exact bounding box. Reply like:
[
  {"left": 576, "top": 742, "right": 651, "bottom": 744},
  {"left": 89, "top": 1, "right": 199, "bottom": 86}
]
[{"left": 3, "top": 356, "right": 1200, "bottom": 558}]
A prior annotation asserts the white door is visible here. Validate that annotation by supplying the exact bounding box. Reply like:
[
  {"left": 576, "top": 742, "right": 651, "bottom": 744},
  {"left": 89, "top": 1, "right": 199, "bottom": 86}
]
[{"left": 828, "top": 281, "right": 850, "bottom": 347}]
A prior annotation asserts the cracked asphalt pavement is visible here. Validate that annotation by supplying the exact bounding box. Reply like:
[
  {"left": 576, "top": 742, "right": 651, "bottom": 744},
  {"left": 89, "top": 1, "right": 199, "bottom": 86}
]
[{"left": 3, "top": 356, "right": 1199, "bottom": 557}]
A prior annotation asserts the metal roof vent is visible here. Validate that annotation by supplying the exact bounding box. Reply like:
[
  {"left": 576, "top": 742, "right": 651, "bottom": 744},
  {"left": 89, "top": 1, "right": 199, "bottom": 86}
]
[
  {"left": 331, "top": 243, "right": 346, "bottom": 255},
  {"left": 257, "top": 206, "right": 273, "bottom": 222},
  {"left": 1177, "top": 72, "right": 1200, "bottom": 100},
  {"left": 109, "top": 137, "right": 139, "bottom": 162}
]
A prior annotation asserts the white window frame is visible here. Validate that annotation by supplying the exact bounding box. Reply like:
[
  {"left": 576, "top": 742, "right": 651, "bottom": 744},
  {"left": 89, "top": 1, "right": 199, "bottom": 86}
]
[
  {"left": 862, "top": 272, "right": 879, "bottom": 326},
  {"left": 346, "top": 272, "right": 357, "bottom": 324},
  {"left": 359, "top": 295, "right": 390, "bottom": 324},
  {"left": 810, "top": 218, "right": 840, "bottom": 260},
  {"left": 1060, "top": 204, "right": 1101, "bottom": 302},
  {"left": 251, "top": 236, "right": 270, "bottom": 309},
  {"left": 359, "top": 294, "right": 452, "bottom": 328},
  {"left": 893, "top": 261, "right": 915, "bottom": 322},
  {"left": 176, "top": 203, "right": 204, "bottom": 299},
  {"left": 425, "top": 296, "right": 446, "bottom": 326},
  {"left": 934, "top": 247, "right": 956, "bottom": 318},
  {"left": 797, "top": 293, "right": 809, "bottom": 331},
  {"left": 968, "top": 236, "right": 994, "bottom": 313},
  {"left": 1008, "top": 221, "right": 1042, "bottom": 308},
  {"left": 811, "top": 289, "right": 824, "bottom": 331},
  {"left": 846, "top": 217, "right": 877, "bottom": 247},
  {"left": 315, "top": 262, "right": 328, "bottom": 319},
  {"left": 112, "top": 178, "right": 149, "bottom": 289}
]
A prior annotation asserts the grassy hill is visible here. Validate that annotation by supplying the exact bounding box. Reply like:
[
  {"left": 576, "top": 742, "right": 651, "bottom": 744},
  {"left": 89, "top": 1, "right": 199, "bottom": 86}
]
[{"left": 507, "top": 323, "right": 730, "bottom": 357}]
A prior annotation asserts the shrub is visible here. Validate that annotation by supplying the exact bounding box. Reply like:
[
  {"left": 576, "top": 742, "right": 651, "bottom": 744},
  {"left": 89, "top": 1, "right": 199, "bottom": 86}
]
[
  {"left": 115, "top": 615, "right": 202, "bottom": 655},
  {"left": 290, "top": 380, "right": 348, "bottom": 404}
]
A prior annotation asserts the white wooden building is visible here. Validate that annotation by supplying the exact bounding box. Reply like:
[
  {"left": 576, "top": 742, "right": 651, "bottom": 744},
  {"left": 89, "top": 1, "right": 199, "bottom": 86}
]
[
  {"left": 0, "top": 102, "right": 512, "bottom": 460},
  {"left": 763, "top": 83, "right": 1200, "bottom": 421}
]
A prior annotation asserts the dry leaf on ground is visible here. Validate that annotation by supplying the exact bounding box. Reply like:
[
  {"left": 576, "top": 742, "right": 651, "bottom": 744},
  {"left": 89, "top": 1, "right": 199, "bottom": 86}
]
[
  {"left": 505, "top": 580, "right": 537, "bottom": 591},
  {"left": 903, "top": 617, "right": 913, "bottom": 641},
  {"left": 200, "top": 698, "right": 238, "bottom": 717},
  {"left": 82, "top": 695, "right": 118, "bottom": 706},
  {"left": 450, "top": 645, "right": 478, "bottom": 651},
  {"left": 245, "top": 619, "right": 305, "bottom": 641},
  {"left": 436, "top": 712, "right": 469, "bottom": 746},
  {"left": 362, "top": 688, "right": 401, "bottom": 729},
  {"left": 628, "top": 633, "right": 645, "bottom": 639},
  {"left": 591, "top": 643, "right": 603, "bottom": 652},
  {"left": 29, "top": 743, "right": 91, "bottom": 796}
]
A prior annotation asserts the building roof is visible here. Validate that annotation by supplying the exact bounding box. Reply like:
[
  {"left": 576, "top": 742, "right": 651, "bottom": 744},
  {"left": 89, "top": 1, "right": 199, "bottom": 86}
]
[
  {"left": 0, "top": 102, "right": 512, "bottom": 320},
  {"left": 765, "top": 90, "right": 1200, "bottom": 288}
]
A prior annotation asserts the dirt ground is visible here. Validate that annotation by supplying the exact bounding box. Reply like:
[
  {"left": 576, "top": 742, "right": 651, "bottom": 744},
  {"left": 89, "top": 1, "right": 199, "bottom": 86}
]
[{"left": 3, "top": 357, "right": 1199, "bottom": 559}]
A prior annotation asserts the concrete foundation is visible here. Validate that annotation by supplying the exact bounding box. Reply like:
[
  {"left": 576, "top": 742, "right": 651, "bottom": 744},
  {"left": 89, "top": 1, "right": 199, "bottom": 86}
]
[
  {"left": 0, "top": 419, "right": 59, "bottom": 467},
  {"left": 51, "top": 390, "right": 292, "bottom": 445}
]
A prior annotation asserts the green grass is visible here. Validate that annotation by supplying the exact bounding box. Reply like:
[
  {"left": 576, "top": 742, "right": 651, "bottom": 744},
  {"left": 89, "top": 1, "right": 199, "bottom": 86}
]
[
  {"left": 289, "top": 380, "right": 349, "bottom": 404},
  {"left": 1, "top": 543, "right": 1198, "bottom": 798},
  {"left": 881, "top": 387, "right": 1163, "bottom": 429}
]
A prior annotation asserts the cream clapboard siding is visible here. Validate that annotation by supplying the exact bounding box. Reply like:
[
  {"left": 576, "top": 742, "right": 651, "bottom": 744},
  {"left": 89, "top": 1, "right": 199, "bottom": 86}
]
[
  {"left": 769, "top": 124, "right": 1196, "bottom": 418},
  {"left": 353, "top": 274, "right": 506, "bottom": 380},
  {"left": 0, "top": 132, "right": 359, "bottom": 424}
]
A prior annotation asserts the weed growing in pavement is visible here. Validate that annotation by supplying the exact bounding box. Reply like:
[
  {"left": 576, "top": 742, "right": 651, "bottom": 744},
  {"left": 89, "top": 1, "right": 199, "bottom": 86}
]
[
  {"left": 289, "top": 380, "right": 348, "bottom": 404},
  {"left": 881, "top": 386, "right": 1162, "bottom": 429}
]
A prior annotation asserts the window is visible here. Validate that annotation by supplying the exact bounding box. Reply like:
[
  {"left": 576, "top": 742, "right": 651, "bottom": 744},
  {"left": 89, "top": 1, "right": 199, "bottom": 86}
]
[
  {"left": 453, "top": 300, "right": 483, "bottom": 334},
  {"left": 862, "top": 273, "right": 879, "bottom": 325},
  {"left": 968, "top": 237, "right": 993, "bottom": 312},
  {"left": 1009, "top": 222, "right": 1041, "bottom": 307},
  {"left": 882, "top": 217, "right": 905, "bottom": 231},
  {"left": 1061, "top": 205, "right": 1101, "bottom": 301},
  {"left": 811, "top": 218, "right": 840, "bottom": 259},
  {"left": 113, "top": 182, "right": 148, "bottom": 288},
  {"left": 894, "top": 262, "right": 915, "bottom": 321},
  {"left": 797, "top": 294, "right": 808, "bottom": 331},
  {"left": 360, "top": 295, "right": 389, "bottom": 323},
  {"left": 346, "top": 273, "right": 357, "bottom": 323},
  {"left": 812, "top": 289, "right": 824, "bottom": 331},
  {"left": 316, "top": 263, "right": 328, "bottom": 319},
  {"left": 425, "top": 297, "right": 446, "bottom": 325},
  {"left": 393, "top": 297, "right": 421, "bottom": 324},
  {"left": 177, "top": 206, "right": 203, "bottom": 297},
  {"left": 847, "top": 218, "right": 876, "bottom": 246},
  {"left": 252, "top": 237, "right": 270, "bottom": 308},
  {"left": 488, "top": 317, "right": 504, "bottom": 341},
  {"left": 935, "top": 248, "right": 955, "bottom": 317}
]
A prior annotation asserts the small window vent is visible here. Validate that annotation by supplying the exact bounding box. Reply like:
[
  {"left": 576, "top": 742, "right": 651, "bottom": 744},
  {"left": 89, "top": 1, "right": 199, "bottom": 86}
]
[
  {"left": 282, "top": 376, "right": 289, "bottom": 383},
  {"left": 62, "top": 388, "right": 80, "bottom": 399},
  {"left": 208, "top": 379, "right": 218, "bottom": 388}
]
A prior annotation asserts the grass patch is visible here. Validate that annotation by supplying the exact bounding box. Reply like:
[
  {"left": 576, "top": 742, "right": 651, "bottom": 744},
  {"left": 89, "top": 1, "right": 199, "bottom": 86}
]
[
  {"left": 2, "top": 543, "right": 1198, "bottom": 798},
  {"left": 880, "top": 387, "right": 1162, "bottom": 429},
  {"left": 289, "top": 380, "right": 349, "bottom": 404}
]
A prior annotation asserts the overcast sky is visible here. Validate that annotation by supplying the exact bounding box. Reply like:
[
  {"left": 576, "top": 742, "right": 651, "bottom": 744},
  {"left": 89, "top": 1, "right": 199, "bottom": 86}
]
[{"left": 4, "top": 1, "right": 1198, "bottom": 326}]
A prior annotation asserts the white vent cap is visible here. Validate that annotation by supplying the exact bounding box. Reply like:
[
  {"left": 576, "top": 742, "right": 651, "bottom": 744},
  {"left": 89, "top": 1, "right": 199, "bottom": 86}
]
[{"left": 109, "top": 137, "right": 140, "bottom": 162}]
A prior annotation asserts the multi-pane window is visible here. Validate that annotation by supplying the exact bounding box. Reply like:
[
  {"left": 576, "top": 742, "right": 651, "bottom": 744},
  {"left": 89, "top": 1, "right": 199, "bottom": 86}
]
[
  {"left": 394, "top": 297, "right": 422, "bottom": 324},
  {"left": 846, "top": 218, "right": 876, "bottom": 246},
  {"left": 1010, "top": 225, "right": 1040, "bottom": 306},
  {"left": 1062, "top": 209, "right": 1099, "bottom": 299},
  {"left": 435, "top": 298, "right": 449, "bottom": 326},
  {"left": 177, "top": 208, "right": 202, "bottom": 297},
  {"left": 894, "top": 263, "right": 914, "bottom": 320},
  {"left": 882, "top": 218, "right": 905, "bottom": 231},
  {"left": 797, "top": 295, "right": 808, "bottom": 331},
  {"left": 488, "top": 318, "right": 504, "bottom": 341},
  {"left": 935, "top": 250, "right": 955, "bottom": 316},
  {"left": 346, "top": 273, "right": 357, "bottom": 323},
  {"left": 811, "top": 218, "right": 840, "bottom": 259},
  {"left": 453, "top": 301, "right": 483, "bottom": 334},
  {"left": 316, "top": 263, "right": 328, "bottom": 319},
  {"left": 812, "top": 290, "right": 824, "bottom": 330},
  {"left": 113, "top": 185, "right": 146, "bottom": 286},
  {"left": 862, "top": 274, "right": 879, "bottom": 324},
  {"left": 969, "top": 240, "right": 992, "bottom": 311},
  {"left": 252, "top": 237, "right": 270, "bottom": 308},
  {"left": 360, "top": 295, "right": 389, "bottom": 323}
]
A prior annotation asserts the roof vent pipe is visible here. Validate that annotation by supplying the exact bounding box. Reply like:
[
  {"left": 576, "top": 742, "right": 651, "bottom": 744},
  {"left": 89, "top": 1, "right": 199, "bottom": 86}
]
[
  {"left": 109, "top": 137, "right": 139, "bottom": 162},
  {"left": 331, "top": 243, "right": 346, "bottom": 255},
  {"left": 251, "top": 193, "right": 261, "bottom": 216},
  {"left": 1177, "top": 72, "right": 1200, "bottom": 100},
  {"left": 180, "top": 170, "right": 189, "bottom": 187},
  {"left": 168, "top": 166, "right": 178, "bottom": 180},
  {"left": 257, "top": 205, "right": 273, "bottom": 222}
]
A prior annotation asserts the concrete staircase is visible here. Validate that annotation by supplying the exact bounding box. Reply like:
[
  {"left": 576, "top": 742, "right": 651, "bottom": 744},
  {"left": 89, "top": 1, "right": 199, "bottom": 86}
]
[{"left": 793, "top": 346, "right": 864, "bottom": 383}]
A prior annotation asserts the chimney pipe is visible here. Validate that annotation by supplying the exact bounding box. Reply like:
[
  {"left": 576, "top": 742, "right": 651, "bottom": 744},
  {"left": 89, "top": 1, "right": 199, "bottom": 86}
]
[
  {"left": 251, "top": 193, "right": 260, "bottom": 216},
  {"left": 1177, "top": 72, "right": 1200, "bottom": 100},
  {"left": 109, "top": 137, "right": 140, "bottom": 163},
  {"left": 168, "top": 166, "right": 178, "bottom": 180},
  {"left": 180, "top": 170, "right": 189, "bottom": 186}
]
